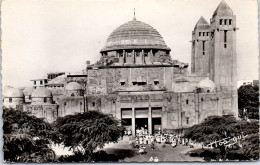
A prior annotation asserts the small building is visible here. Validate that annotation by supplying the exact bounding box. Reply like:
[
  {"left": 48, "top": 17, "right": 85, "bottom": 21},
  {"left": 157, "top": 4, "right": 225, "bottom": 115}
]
[
  {"left": 31, "top": 78, "right": 48, "bottom": 89},
  {"left": 3, "top": 87, "right": 24, "bottom": 109},
  {"left": 24, "top": 87, "right": 58, "bottom": 123}
]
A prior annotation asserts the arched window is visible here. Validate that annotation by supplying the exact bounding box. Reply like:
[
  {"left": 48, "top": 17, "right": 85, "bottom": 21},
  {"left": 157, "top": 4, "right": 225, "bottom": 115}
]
[
  {"left": 44, "top": 97, "right": 47, "bottom": 103},
  {"left": 92, "top": 102, "right": 95, "bottom": 107},
  {"left": 9, "top": 98, "right": 12, "bottom": 103}
]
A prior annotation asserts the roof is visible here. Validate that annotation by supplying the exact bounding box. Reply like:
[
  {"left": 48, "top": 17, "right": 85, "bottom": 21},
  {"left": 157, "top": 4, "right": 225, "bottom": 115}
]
[
  {"left": 50, "top": 88, "right": 66, "bottom": 95},
  {"left": 46, "top": 75, "right": 66, "bottom": 85},
  {"left": 32, "top": 87, "right": 52, "bottom": 98},
  {"left": 65, "top": 82, "right": 82, "bottom": 91},
  {"left": 23, "top": 87, "right": 35, "bottom": 96},
  {"left": 213, "top": 0, "right": 233, "bottom": 17},
  {"left": 3, "top": 88, "right": 24, "bottom": 98},
  {"left": 101, "top": 19, "right": 170, "bottom": 52},
  {"left": 194, "top": 16, "right": 210, "bottom": 29}
]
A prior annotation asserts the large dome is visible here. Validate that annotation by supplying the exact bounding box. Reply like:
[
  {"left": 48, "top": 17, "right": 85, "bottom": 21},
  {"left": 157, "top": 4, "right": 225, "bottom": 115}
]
[
  {"left": 65, "top": 82, "right": 82, "bottom": 91},
  {"left": 3, "top": 88, "right": 24, "bottom": 98},
  {"left": 101, "top": 19, "right": 170, "bottom": 52},
  {"left": 32, "top": 87, "right": 52, "bottom": 98},
  {"left": 23, "top": 87, "right": 35, "bottom": 96}
]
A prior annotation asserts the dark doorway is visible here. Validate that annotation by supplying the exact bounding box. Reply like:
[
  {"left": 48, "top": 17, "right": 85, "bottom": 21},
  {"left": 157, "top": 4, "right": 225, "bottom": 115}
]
[
  {"left": 135, "top": 118, "right": 148, "bottom": 131},
  {"left": 122, "top": 119, "right": 132, "bottom": 132},
  {"left": 152, "top": 118, "right": 161, "bottom": 134}
]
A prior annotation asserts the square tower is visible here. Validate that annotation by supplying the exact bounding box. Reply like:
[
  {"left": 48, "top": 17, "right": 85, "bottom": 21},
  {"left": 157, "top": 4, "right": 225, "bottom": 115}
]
[
  {"left": 191, "top": 16, "right": 211, "bottom": 75},
  {"left": 209, "top": 0, "right": 238, "bottom": 117}
]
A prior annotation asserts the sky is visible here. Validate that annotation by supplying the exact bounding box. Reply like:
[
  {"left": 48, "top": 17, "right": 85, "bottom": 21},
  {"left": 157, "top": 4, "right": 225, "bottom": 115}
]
[{"left": 2, "top": 0, "right": 259, "bottom": 88}]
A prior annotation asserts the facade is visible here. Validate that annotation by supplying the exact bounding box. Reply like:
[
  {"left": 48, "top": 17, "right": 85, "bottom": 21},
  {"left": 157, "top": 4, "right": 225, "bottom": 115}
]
[
  {"left": 31, "top": 78, "right": 48, "bottom": 88},
  {"left": 3, "top": 1, "right": 238, "bottom": 135}
]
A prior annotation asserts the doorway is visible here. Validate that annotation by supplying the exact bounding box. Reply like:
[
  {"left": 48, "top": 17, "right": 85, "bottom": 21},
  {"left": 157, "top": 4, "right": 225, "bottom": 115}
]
[
  {"left": 152, "top": 117, "right": 161, "bottom": 134},
  {"left": 135, "top": 118, "right": 148, "bottom": 132}
]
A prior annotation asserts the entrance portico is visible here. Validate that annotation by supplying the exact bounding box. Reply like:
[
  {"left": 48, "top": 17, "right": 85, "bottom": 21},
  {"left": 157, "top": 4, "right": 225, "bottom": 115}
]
[{"left": 121, "top": 107, "right": 162, "bottom": 136}]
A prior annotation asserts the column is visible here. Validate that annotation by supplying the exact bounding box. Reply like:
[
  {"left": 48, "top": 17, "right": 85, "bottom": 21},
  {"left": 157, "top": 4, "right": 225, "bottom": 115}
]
[
  {"left": 133, "top": 50, "right": 135, "bottom": 64},
  {"left": 148, "top": 107, "right": 152, "bottom": 135},
  {"left": 123, "top": 50, "right": 126, "bottom": 63},
  {"left": 142, "top": 49, "right": 144, "bottom": 64},
  {"left": 131, "top": 108, "right": 135, "bottom": 136}
]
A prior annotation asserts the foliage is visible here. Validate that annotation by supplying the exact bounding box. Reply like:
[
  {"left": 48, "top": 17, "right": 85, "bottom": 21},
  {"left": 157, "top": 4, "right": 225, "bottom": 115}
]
[
  {"left": 3, "top": 108, "right": 59, "bottom": 162},
  {"left": 184, "top": 116, "right": 239, "bottom": 144},
  {"left": 184, "top": 115, "right": 259, "bottom": 160},
  {"left": 53, "top": 110, "right": 124, "bottom": 160},
  {"left": 241, "top": 134, "right": 259, "bottom": 160},
  {"left": 238, "top": 84, "right": 259, "bottom": 119}
]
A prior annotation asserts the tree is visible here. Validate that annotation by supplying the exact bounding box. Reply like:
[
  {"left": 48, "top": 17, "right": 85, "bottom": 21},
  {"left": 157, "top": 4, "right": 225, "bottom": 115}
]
[
  {"left": 238, "top": 84, "right": 259, "bottom": 119},
  {"left": 53, "top": 110, "right": 124, "bottom": 161},
  {"left": 3, "top": 108, "right": 59, "bottom": 162},
  {"left": 241, "top": 134, "right": 259, "bottom": 160},
  {"left": 184, "top": 115, "right": 259, "bottom": 160}
]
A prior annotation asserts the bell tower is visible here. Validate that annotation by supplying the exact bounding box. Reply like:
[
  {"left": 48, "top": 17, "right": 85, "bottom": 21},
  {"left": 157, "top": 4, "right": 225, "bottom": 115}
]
[{"left": 209, "top": 0, "right": 238, "bottom": 117}]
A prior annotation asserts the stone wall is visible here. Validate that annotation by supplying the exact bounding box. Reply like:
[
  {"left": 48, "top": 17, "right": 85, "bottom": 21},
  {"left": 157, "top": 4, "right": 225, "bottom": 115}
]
[
  {"left": 58, "top": 97, "right": 85, "bottom": 117},
  {"left": 31, "top": 97, "right": 52, "bottom": 105},
  {"left": 3, "top": 97, "right": 24, "bottom": 109},
  {"left": 23, "top": 104, "right": 58, "bottom": 123}
]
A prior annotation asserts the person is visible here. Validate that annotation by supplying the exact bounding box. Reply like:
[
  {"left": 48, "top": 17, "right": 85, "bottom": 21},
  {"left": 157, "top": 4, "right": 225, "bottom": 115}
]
[
  {"left": 154, "top": 157, "right": 159, "bottom": 162},
  {"left": 149, "top": 157, "right": 153, "bottom": 162},
  {"left": 151, "top": 141, "right": 155, "bottom": 150},
  {"left": 128, "top": 130, "right": 132, "bottom": 136}
]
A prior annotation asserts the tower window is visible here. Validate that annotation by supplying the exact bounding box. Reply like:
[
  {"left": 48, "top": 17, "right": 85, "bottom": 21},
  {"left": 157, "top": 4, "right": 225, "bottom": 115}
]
[
  {"left": 186, "top": 100, "right": 189, "bottom": 104},
  {"left": 199, "top": 32, "right": 201, "bottom": 36},
  {"left": 154, "top": 81, "right": 159, "bottom": 85},
  {"left": 224, "top": 30, "right": 227, "bottom": 48},
  {"left": 224, "top": 19, "right": 227, "bottom": 25},
  {"left": 132, "top": 82, "right": 137, "bottom": 85},
  {"left": 64, "top": 102, "right": 66, "bottom": 106},
  {"left": 40, "top": 81, "right": 43, "bottom": 85},
  {"left": 9, "top": 98, "right": 12, "bottom": 103},
  {"left": 229, "top": 19, "right": 232, "bottom": 25},
  {"left": 186, "top": 117, "right": 189, "bottom": 124},
  {"left": 203, "top": 32, "right": 205, "bottom": 36},
  {"left": 120, "top": 82, "right": 126, "bottom": 86},
  {"left": 34, "top": 81, "right": 36, "bottom": 85},
  {"left": 202, "top": 41, "right": 205, "bottom": 55},
  {"left": 206, "top": 32, "right": 209, "bottom": 36},
  {"left": 80, "top": 102, "right": 82, "bottom": 105},
  {"left": 137, "top": 82, "right": 147, "bottom": 86},
  {"left": 92, "top": 102, "right": 95, "bottom": 107},
  {"left": 219, "top": 19, "right": 222, "bottom": 25},
  {"left": 44, "top": 97, "right": 47, "bottom": 103},
  {"left": 201, "top": 98, "right": 204, "bottom": 101},
  {"left": 144, "top": 51, "right": 148, "bottom": 57}
]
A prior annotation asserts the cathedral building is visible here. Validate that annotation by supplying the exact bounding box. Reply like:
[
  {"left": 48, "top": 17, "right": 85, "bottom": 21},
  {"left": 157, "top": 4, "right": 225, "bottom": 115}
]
[{"left": 3, "top": 1, "right": 238, "bottom": 135}]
